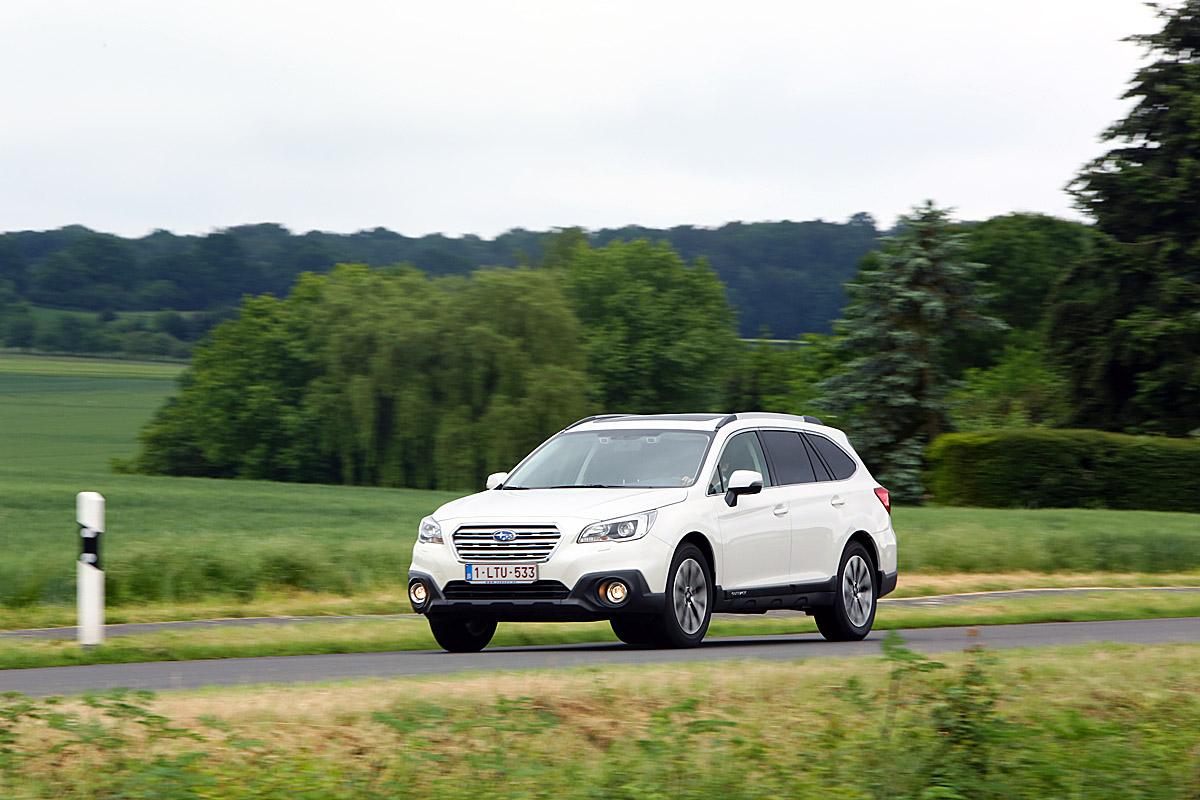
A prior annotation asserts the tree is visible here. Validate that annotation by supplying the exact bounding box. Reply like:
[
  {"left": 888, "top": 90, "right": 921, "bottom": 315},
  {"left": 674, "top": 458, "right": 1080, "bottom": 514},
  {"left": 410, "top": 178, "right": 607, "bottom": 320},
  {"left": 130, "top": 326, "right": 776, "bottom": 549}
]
[
  {"left": 565, "top": 239, "right": 740, "bottom": 413},
  {"left": 963, "top": 213, "right": 1096, "bottom": 332},
  {"left": 129, "top": 264, "right": 592, "bottom": 490},
  {"left": 1053, "top": 2, "right": 1200, "bottom": 435},
  {"left": 818, "top": 202, "right": 1004, "bottom": 498}
]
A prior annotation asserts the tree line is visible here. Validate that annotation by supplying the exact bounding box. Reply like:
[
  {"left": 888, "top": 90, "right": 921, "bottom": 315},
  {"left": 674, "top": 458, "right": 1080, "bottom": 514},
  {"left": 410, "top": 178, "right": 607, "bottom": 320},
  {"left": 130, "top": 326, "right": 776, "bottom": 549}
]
[{"left": 0, "top": 216, "right": 879, "bottom": 344}]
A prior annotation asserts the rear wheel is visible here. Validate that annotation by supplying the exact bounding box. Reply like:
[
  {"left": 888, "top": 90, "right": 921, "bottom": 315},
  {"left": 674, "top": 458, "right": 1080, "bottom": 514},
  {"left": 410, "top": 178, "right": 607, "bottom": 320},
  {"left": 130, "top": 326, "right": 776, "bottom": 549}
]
[
  {"left": 428, "top": 616, "right": 497, "bottom": 653},
  {"left": 814, "top": 542, "right": 876, "bottom": 642},
  {"left": 610, "top": 615, "right": 660, "bottom": 646}
]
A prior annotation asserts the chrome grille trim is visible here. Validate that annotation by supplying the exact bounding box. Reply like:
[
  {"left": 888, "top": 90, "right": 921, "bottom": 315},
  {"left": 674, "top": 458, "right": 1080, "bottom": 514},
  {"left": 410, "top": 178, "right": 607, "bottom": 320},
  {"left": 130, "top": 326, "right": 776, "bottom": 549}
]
[{"left": 452, "top": 524, "right": 562, "bottom": 564}]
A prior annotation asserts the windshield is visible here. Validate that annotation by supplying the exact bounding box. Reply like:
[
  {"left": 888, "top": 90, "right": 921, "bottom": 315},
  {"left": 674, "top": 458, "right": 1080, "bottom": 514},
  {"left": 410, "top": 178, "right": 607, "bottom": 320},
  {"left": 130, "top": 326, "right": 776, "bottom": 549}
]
[{"left": 504, "top": 429, "right": 713, "bottom": 489}]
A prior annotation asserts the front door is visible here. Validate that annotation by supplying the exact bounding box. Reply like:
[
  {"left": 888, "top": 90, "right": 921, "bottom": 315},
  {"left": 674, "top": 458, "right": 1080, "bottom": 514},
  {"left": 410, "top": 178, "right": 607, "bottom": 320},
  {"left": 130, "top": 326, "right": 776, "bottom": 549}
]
[{"left": 710, "top": 431, "right": 792, "bottom": 589}]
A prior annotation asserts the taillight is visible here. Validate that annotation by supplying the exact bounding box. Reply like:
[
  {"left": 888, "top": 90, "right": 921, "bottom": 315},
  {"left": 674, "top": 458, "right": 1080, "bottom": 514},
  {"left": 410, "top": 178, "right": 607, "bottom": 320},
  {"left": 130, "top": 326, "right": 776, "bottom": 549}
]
[{"left": 874, "top": 487, "right": 891, "bottom": 514}]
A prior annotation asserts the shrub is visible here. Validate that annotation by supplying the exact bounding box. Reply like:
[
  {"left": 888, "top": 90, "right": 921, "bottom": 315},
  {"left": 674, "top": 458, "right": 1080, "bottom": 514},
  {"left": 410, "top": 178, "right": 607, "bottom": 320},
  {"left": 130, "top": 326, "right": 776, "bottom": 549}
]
[{"left": 927, "top": 428, "right": 1200, "bottom": 511}]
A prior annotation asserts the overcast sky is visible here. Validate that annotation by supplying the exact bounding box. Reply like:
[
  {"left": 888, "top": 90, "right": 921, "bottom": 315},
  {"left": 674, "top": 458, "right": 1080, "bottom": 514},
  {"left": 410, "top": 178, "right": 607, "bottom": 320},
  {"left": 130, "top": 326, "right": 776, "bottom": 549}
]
[{"left": 0, "top": 1, "right": 1159, "bottom": 238}]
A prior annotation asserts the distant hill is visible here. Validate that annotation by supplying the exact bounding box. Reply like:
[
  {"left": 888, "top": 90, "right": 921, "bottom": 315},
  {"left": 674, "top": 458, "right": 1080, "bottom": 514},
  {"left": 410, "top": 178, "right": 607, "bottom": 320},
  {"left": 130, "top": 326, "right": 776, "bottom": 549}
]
[{"left": 0, "top": 216, "right": 882, "bottom": 337}]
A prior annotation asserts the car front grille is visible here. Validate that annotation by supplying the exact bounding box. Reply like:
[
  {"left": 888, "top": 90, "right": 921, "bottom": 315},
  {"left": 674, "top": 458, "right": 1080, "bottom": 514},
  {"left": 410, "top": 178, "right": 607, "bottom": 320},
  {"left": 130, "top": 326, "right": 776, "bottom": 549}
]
[
  {"left": 442, "top": 581, "right": 570, "bottom": 601},
  {"left": 452, "top": 524, "right": 562, "bottom": 563}
]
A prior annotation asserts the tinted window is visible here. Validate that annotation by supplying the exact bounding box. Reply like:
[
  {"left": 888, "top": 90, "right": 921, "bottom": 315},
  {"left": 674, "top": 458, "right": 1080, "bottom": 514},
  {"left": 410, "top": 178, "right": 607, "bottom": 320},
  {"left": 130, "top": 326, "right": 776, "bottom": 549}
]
[
  {"left": 802, "top": 436, "right": 833, "bottom": 481},
  {"left": 759, "top": 430, "right": 817, "bottom": 485},
  {"left": 806, "top": 434, "right": 857, "bottom": 480},
  {"left": 709, "top": 432, "right": 773, "bottom": 493}
]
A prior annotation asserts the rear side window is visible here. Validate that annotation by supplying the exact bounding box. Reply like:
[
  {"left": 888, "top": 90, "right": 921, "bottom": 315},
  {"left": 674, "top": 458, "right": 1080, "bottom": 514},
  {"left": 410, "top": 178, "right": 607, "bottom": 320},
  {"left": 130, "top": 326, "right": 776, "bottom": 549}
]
[
  {"left": 806, "top": 434, "right": 857, "bottom": 480},
  {"left": 759, "top": 430, "right": 817, "bottom": 485}
]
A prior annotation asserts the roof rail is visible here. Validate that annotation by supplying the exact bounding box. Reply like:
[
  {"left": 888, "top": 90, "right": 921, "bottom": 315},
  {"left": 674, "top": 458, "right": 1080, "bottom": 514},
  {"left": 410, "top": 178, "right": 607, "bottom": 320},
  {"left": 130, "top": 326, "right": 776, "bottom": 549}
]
[
  {"left": 727, "top": 411, "right": 827, "bottom": 426},
  {"left": 563, "top": 414, "right": 625, "bottom": 430},
  {"left": 715, "top": 413, "right": 738, "bottom": 429}
]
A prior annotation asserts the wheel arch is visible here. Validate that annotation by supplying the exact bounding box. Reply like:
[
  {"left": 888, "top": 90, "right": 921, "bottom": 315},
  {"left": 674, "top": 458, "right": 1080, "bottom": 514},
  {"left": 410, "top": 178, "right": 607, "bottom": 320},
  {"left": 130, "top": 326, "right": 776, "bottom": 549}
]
[
  {"left": 678, "top": 531, "right": 717, "bottom": 585},
  {"left": 845, "top": 530, "right": 880, "bottom": 573}
]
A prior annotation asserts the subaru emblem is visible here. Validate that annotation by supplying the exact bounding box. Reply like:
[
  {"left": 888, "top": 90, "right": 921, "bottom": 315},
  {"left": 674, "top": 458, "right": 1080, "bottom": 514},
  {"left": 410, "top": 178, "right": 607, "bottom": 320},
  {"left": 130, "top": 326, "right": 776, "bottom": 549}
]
[{"left": 493, "top": 530, "right": 517, "bottom": 542}]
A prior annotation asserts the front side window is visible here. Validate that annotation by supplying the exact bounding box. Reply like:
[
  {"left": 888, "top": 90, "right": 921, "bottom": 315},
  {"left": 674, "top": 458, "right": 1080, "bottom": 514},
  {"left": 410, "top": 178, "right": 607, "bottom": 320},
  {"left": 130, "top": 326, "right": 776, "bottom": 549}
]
[
  {"left": 708, "top": 431, "right": 773, "bottom": 494},
  {"left": 504, "top": 429, "right": 712, "bottom": 489}
]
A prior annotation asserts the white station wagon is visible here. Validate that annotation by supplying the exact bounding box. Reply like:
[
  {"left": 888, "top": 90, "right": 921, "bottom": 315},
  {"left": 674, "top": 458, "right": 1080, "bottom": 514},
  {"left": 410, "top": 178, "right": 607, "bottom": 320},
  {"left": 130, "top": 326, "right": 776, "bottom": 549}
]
[{"left": 408, "top": 413, "right": 897, "bottom": 651}]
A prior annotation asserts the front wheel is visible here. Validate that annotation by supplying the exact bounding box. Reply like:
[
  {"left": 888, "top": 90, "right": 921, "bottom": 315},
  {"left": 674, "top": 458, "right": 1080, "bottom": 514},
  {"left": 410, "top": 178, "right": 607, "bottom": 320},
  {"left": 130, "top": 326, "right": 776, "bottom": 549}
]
[
  {"left": 814, "top": 542, "right": 876, "bottom": 642},
  {"left": 652, "top": 543, "right": 713, "bottom": 648},
  {"left": 428, "top": 616, "right": 497, "bottom": 652}
]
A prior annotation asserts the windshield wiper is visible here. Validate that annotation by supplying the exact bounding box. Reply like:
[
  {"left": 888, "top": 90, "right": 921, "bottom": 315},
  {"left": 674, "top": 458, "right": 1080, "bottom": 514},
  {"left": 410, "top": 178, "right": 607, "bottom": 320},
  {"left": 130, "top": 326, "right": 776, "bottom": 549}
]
[
  {"left": 500, "top": 485, "right": 531, "bottom": 490},
  {"left": 541, "top": 484, "right": 622, "bottom": 489}
]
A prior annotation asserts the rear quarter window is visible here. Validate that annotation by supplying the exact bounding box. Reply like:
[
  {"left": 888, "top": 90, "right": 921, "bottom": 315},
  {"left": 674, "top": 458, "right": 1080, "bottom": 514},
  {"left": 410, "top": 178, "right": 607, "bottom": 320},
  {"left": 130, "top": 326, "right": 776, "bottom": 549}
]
[{"left": 805, "top": 434, "right": 857, "bottom": 481}]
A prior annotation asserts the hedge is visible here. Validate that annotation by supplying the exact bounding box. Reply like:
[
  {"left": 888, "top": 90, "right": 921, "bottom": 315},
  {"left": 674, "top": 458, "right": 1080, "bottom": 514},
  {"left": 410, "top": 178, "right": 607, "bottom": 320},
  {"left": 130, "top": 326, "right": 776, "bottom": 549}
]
[{"left": 926, "top": 429, "right": 1200, "bottom": 512}]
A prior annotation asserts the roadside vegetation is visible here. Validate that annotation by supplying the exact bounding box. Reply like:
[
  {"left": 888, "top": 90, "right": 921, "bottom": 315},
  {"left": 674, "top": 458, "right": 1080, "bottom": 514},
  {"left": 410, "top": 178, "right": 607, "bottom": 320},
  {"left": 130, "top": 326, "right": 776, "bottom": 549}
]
[{"left": 0, "top": 641, "right": 1197, "bottom": 798}]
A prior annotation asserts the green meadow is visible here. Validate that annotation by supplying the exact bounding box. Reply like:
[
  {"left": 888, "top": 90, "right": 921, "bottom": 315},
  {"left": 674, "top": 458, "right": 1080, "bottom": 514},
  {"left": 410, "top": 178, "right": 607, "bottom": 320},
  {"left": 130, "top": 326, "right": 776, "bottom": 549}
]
[{"left": 1, "top": 354, "right": 1198, "bottom": 629}]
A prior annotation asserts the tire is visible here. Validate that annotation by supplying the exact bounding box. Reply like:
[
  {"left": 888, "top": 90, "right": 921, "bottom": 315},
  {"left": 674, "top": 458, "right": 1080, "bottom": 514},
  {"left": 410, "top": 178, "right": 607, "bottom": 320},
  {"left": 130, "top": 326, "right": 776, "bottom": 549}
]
[
  {"left": 814, "top": 542, "right": 877, "bottom": 642},
  {"left": 650, "top": 543, "right": 713, "bottom": 648},
  {"left": 428, "top": 616, "right": 497, "bottom": 653},
  {"left": 610, "top": 615, "right": 660, "bottom": 646}
]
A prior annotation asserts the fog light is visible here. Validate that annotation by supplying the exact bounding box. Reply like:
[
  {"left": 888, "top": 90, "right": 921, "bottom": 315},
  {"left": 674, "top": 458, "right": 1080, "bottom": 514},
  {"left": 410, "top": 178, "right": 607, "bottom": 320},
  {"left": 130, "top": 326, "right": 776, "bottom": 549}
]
[
  {"left": 605, "top": 580, "right": 629, "bottom": 604},
  {"left": 409, "top": 581, "right": 428, "bottom": 607}
]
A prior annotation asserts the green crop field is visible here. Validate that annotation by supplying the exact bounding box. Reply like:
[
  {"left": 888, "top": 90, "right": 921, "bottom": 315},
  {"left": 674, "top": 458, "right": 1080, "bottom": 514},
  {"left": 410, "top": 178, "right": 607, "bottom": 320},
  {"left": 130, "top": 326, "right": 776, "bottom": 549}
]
[{"left": 1, "top": 354, "right": 1198, "bottom": 630}]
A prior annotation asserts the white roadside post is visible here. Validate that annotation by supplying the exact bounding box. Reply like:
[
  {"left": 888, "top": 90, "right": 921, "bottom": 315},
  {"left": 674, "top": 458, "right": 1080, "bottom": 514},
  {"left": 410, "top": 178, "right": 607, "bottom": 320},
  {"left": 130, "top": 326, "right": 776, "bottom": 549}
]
[{"left": 76, "top": 491, "right": 105, "bottom": 646}]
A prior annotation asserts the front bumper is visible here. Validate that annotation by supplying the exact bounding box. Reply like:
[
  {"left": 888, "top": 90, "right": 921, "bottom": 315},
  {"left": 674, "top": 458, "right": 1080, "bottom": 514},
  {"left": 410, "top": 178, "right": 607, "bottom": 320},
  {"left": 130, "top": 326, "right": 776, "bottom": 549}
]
[{"left": 409, "top": 569, "right": 664, "bottom": 621}]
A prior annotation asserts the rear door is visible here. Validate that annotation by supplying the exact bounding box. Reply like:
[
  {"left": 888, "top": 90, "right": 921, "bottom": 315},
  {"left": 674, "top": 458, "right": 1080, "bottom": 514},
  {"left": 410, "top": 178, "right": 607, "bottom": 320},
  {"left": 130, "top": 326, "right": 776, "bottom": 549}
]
[
  {"left": 759, "top": 429, "right": 840, "bottom": 584},
  {"left": 802, "top": 432, "right": 863, "bottom": 576},
  {"left": 710, "top": 431, "right": 792, "bottom": 589}
]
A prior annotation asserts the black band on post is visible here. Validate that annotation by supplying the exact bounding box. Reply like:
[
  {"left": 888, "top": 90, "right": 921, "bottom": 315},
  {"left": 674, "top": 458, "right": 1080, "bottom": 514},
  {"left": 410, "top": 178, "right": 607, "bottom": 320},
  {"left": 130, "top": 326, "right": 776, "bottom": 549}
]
[{"left": 79, "top": 525, "right": 101, "bottom": 570}]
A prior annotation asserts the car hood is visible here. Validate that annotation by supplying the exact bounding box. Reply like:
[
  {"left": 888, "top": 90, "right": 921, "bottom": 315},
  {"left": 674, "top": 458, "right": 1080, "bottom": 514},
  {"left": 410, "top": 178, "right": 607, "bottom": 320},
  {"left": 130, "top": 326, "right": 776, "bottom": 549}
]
[{"left": 433, "top": 487, "right": 688, "bottom": 524}]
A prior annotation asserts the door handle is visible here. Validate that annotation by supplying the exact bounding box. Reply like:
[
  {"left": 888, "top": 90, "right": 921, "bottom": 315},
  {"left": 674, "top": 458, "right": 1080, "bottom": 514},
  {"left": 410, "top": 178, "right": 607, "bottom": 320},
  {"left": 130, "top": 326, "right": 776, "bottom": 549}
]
[
  {"left": 830, "top": 495, "right": 846, "bottom": 508},
  {"left": 772, "top": 503, "right": 789, "bottom": 516}
]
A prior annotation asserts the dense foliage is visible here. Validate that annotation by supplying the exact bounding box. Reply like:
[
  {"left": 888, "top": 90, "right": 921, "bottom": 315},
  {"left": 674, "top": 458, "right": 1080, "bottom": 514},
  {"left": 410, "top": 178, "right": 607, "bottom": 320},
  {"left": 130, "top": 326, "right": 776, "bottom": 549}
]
[
  {"left": 124, "top": 265, "right": 595, "bottom": 489},
  {"left": 0, "top": 216, "right": 880, "bottom": 341},
  {"left": 946, "top": 337, "right": 1071, "bottom": 432},
  {"left": 927, "top": 428, "right": 1200, "bottom": 512},
  {"left": 1050, "top": 1, "right": 1200, "bottom": 436},
  {"left": 564, "top": 239, "right": 740, "bottom": 412},
  {"left": 818, "top": 203, "right": 1004, "bottom": 498}
]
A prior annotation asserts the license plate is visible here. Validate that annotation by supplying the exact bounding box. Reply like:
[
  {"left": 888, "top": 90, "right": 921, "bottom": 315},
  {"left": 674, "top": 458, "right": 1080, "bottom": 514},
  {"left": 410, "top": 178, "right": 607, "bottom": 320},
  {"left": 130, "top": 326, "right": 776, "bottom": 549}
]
[{"left": 465, "top": 564, "right": 539, "bottom": 583}]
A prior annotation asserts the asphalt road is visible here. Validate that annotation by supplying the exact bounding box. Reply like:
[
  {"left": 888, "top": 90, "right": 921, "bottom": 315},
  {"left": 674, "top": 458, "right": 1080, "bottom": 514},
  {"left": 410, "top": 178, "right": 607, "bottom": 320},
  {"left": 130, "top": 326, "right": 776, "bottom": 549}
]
[{"left": 1, "top": 617, "right": 1196, "bottom": 696}]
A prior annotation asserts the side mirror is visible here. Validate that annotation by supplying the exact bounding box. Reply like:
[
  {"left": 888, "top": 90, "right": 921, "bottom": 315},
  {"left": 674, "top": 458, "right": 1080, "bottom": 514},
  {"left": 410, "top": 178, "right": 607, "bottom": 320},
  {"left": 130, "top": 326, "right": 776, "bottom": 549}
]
[
  {"left": 485, "top": 472, "right": 509, "bottom": 490},
  {"left": 725, "top": 469, "right": 764, "bottom": 507}
]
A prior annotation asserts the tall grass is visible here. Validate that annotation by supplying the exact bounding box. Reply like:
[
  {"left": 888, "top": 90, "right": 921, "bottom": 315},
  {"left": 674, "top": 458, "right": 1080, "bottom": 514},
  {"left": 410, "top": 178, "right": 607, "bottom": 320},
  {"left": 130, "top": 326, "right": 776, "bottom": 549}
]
[{"left": 0, "top": 642, "right": 1197, "bottom": 798}]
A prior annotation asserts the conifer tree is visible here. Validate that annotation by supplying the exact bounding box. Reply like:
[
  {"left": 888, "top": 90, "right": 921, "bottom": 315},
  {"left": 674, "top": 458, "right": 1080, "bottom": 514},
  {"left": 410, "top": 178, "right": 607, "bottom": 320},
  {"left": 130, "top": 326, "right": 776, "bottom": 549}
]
[
  {"left": 819, "top": 202, "right": 1003, "bottom": 498},
  {"left": 1053, "top": 1, "right": 1200, "bottom": 434}
]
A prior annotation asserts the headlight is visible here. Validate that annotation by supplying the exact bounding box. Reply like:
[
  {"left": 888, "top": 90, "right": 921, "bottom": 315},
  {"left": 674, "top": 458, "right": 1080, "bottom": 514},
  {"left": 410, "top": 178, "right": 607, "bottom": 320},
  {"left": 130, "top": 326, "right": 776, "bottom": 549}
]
[
  {"left": 578, "top": 510, "right": 658, "bottom": 543},
  {"left": 418, "top": 516, "right": 443, "bottom": 544}
]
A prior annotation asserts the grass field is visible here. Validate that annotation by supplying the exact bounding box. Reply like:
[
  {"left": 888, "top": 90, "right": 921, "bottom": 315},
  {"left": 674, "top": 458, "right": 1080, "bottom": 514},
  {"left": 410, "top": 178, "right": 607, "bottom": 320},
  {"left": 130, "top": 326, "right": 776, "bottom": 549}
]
[
  {"left": 1, "top": 642, "right": 1197, "bottom": 797},
  {"left": 2, "top": 354, "right": 1198, "bottom": 628}
]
